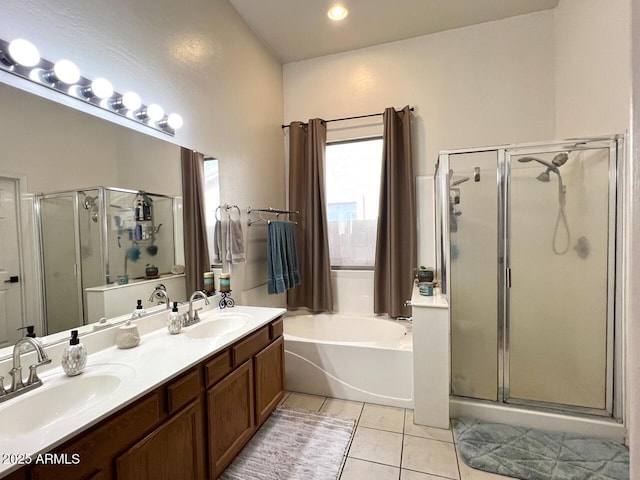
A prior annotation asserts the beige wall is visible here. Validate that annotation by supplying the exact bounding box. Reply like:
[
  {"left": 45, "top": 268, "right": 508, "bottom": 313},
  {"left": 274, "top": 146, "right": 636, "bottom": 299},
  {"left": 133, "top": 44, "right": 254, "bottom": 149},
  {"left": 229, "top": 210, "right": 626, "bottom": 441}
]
[
  {"left": 284, "top": 10, "right": 557, "bottom": 177},
  {"left": 0, "top": 0, "right": 285, "bottom": 305},
  {"left": 554, "top": 0, "right": 631, "bottom": 138},
  {"left": 0, "top": 84, "right": 180, "bottom": 193}
]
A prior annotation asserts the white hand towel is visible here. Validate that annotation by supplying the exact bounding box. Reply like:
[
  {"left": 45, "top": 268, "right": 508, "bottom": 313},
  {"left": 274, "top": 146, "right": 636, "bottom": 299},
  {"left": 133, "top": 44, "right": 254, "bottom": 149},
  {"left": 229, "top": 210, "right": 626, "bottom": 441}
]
[
  {"left": 226, "top": 218, "right": 246, "bottom": 264},
  {"left": 212, "top": 219, "right": 222, "bottom": 264}
]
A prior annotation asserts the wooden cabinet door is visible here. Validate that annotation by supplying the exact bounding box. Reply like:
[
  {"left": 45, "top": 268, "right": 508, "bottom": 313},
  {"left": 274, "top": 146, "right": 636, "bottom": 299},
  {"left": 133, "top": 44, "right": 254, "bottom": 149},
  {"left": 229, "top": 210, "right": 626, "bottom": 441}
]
[
  {"left": 31, "top": 393, "right": 162, "bottom": 480},
  {"left": 208, "top": 359, "right": 255, "bottom": 478},
  {"left": 116, "top": 400, "right": 205, "bottom": 480},
  {"left": 254, "top": 336, "right": 285, "bottom": 426}
]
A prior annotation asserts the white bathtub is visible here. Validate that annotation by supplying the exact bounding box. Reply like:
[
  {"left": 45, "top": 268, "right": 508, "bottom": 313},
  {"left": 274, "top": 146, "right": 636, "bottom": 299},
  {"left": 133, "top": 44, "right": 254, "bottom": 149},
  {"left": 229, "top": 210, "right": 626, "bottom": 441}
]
[{"left": 284, "top": 313, "right": 414, "bottom": 408}]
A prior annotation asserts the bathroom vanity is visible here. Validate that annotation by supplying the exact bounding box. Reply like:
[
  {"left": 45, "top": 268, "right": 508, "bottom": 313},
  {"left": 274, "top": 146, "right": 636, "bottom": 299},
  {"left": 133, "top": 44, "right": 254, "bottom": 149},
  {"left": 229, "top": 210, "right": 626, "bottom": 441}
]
[{"left": 0, "top": 305, "right": 285, "bottom": 480}]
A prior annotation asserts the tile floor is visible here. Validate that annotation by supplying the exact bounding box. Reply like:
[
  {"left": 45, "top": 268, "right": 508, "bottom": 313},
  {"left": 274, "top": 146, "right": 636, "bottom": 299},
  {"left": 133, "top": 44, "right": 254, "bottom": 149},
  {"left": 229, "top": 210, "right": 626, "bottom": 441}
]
[{"left": 280, "top": 391, "right": 517, "bottom": 480}]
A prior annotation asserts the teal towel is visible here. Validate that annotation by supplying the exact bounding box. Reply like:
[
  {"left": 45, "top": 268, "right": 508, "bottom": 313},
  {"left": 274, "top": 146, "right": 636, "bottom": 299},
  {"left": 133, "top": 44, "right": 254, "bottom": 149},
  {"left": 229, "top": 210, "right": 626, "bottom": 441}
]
[{"left": 267, "top": 221, "right": 300, "bottom": 294}]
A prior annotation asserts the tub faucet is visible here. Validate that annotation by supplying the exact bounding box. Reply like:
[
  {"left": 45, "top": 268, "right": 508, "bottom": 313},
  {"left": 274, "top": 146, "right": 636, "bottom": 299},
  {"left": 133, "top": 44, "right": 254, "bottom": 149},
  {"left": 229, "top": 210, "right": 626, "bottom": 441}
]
[
  {"left": 184, "top": 290, "right": 210, "bottom": 327},
  {"left": 149, "top": 285, "right": 170, "bottom": 309},
  {"left": 0, "top": 337, "right": 52, "bottom": 403}
]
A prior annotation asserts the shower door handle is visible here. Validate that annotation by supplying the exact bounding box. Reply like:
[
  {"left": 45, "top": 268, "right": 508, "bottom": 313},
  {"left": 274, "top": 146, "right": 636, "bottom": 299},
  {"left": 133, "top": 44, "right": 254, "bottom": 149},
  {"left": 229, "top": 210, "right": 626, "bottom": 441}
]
[{"left": 506, "top": 268, "right": 512, "bottom": 288}]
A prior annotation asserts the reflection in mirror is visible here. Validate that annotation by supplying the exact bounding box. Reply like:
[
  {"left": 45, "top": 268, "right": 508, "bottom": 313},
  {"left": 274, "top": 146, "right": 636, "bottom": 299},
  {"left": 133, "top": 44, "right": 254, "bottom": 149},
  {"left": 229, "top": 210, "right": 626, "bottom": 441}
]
[
  {"left": 0, "top": 81, "right": 220, "bottom": 354},
  {"left": 204, "top": 158, "right": 221, "bottom": 264},
  {"left": 38, "top": 188, "right": 177, "bottom": 335}
]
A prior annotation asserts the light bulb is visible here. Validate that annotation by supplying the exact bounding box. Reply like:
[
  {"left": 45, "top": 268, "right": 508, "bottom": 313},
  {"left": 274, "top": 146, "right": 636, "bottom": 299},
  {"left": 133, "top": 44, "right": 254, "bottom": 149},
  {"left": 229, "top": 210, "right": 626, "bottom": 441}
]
[
  {"left": 167, "top": 113, "right": 183, "bottom": 129},
  {"left": 122, "top": 91, "right": 141, "bottom": 110},
  {"left": 146, "top": 103, "right": 164, "bottom": 121},
  {"left": 328, "top": 5, "right": 348, "bottom": 21},
  {"left": 7, "top": 38, "right": 40, "bottom": 66},
  {"left": 52, "top": 59, "right": 80, "bottom": 84},
  {"left": 91, "top": 77, "right": 113, "bottom": 99}
]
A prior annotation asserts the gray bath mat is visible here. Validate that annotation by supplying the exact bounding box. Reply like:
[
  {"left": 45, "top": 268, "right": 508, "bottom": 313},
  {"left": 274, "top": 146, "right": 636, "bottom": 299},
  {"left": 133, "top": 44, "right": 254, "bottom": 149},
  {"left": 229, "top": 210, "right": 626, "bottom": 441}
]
[
  {"left": 220, "top": 407, "right": 355, "bottom": 480},
  {"left": 454, "top": 417, "right": 629, "bottom": 480}
]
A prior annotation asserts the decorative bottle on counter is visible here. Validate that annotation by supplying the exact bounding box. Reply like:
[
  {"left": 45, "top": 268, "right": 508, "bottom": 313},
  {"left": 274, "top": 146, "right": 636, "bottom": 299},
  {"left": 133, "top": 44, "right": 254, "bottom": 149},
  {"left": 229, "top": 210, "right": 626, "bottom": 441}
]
[
  {"left": 62, "top": 330, "right": 87, "bottom": 377},
  {"left": 219, "top": 273, "right": 231, "bottom": 293},
  {"left": 167, "top": 302, "right": 182, "bottom": 334},
  {"left": 204, "top": 272, "right": 215, "bottom": 294},
  {"left": 131, "top": 299, "right": 147, "bottom": 319}
]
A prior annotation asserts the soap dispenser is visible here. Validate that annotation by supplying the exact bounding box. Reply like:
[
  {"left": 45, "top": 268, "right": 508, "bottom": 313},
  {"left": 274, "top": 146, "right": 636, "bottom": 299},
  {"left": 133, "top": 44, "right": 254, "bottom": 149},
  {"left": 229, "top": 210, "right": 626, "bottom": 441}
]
[
  {"left": 167, "top": 302, "right": 182, "bottom": 335},
  {"left": 131, "top": 299, "right": 147, "bottom": 319},
  {"left": 62, "top": 330, "right": 87, "bottom": 377}
]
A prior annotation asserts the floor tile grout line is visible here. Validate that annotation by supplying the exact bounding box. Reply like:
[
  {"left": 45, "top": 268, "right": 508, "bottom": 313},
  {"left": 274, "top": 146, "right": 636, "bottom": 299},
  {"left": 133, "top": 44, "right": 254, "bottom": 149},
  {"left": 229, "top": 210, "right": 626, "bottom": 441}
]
[
  {"left": 347, "top": 455, "right": 402, "bottom": 469},
  {"left": 399, "top": 407, "right": 406, "bottom": 480},
  {"left": 355, "top": 423, "right": 409, "bottom": 435},
  {"left": 403, "top": 432, "right": 455, "bottom": 444},
  {"left": 402, "top": 466, "right": 460, "bottom": 480},
  {"left": 338, "top": 401, "right": 363, "bottom": 478},
  {"left": 453, "top": 437, "right": 463, "bottom": 480}
]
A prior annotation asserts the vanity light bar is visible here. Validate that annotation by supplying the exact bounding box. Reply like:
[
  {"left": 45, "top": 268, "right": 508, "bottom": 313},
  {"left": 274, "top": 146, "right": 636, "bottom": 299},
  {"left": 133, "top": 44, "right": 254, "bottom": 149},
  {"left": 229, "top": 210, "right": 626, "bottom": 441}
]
[{"left": 0, "top": 37, "right": 183, "bottom": 136}]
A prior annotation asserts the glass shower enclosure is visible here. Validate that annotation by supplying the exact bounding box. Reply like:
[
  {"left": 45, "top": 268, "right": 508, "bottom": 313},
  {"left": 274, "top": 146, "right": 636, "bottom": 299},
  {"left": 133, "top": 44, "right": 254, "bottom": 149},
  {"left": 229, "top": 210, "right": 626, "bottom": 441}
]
[
  {"left": 37, "top": 187, "right": 177, "bottom": 335},
  {"left": 435, "top": 136, "right": 622, "bottom": 417}
]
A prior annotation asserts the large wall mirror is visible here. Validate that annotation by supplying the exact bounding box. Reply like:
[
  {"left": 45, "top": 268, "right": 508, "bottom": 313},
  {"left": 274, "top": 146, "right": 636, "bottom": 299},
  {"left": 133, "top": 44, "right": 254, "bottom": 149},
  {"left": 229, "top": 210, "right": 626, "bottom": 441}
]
[{"left": 0, "top": 81, "right": 216, "bottom": 350}]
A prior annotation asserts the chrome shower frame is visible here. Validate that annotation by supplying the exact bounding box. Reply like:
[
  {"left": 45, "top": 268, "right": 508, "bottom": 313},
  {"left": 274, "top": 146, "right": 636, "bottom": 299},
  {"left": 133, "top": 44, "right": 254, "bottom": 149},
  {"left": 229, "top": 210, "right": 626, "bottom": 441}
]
[
  {"left": 435, "top": 134, "right": 624, "bottom": 420},
  {"left": 35, "top": 186, "right": 178, "bottom": 333}
]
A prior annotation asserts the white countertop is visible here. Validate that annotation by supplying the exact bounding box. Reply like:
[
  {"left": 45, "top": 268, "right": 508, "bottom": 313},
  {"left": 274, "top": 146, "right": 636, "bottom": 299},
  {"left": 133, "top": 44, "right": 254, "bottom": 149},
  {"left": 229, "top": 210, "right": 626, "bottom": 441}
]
[
  {"left": 85, "top": 273, "right": 185, "bottom": 292},
  {"left": 0, "top": 304, "right": 285, "bottom": 478},
  {"left": 411, "top": 284, "right": 449, "bottom": 309}
]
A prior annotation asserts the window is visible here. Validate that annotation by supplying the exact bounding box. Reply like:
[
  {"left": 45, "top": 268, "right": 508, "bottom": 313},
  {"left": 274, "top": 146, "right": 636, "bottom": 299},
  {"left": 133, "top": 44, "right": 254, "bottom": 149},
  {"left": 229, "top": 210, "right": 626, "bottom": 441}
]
[
  {"left": 325, "top": 137, "right": 383, "bottom": 267},
  {"left": 204, "top": 157, "right": 221, "bottom": 265}
]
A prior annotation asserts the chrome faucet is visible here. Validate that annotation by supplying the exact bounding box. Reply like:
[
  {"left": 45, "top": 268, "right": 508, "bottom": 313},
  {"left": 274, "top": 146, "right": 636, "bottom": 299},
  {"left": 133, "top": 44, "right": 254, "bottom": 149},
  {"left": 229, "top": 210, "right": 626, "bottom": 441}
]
[
  {"left": 184, "top": 290, "right": 210, "bottom": 327},
  {"left": 149, "top": 284, "right": 170, "bottom": 309},
  {"left": 0, "top": 337, "right": 52, "bottom": 403}
]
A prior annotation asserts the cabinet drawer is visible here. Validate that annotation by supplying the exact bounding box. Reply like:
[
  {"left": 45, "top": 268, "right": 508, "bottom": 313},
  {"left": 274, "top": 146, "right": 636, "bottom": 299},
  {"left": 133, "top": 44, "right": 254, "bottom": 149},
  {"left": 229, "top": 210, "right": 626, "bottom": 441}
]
[
  {"left": 269, "top": 317, "right": 283, "bottom": 339},
  {"left": 204, "top": 348, "right": 232, "bottom": 387},
  {"left": 167, "top": 368, "right": 201, "bottom": 414},
  {"left": 232, "top": 326, "right": 270, "bottom": 366}
]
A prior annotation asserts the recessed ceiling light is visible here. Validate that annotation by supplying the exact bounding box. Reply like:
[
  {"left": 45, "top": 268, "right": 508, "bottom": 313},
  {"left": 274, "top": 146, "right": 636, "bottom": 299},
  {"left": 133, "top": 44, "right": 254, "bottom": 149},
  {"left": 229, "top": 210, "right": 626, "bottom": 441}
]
[{"left": 328, "top": 5, "right": 348, "bottom": 21}]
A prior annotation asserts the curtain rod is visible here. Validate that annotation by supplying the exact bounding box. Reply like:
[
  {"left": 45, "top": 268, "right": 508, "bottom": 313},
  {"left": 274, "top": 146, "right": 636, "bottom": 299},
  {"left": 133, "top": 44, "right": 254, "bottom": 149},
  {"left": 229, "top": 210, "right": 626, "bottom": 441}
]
[{"left": 281, "top": 107, "right": 414, "bottom": 129}]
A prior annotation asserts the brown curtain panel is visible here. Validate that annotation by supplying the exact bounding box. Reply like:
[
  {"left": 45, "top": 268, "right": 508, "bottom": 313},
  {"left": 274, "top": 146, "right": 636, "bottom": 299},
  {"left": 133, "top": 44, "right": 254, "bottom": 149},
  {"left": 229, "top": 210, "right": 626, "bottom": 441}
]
[
  {"left": 287, "top": 119, "right": 334, "bottom": 312},
  {"left": 374, "top": 106, "right": 416, "bottom": 317},
  {"left": 180, "top": 148, "right": 211, "bottom": 295}
]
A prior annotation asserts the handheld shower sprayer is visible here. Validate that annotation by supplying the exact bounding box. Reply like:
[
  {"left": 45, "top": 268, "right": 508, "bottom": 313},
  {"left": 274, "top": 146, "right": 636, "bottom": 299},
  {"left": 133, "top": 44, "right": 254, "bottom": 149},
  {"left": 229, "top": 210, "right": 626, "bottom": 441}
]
[{"left": 516, "top": 153, "right": 570, "bottom": 255}]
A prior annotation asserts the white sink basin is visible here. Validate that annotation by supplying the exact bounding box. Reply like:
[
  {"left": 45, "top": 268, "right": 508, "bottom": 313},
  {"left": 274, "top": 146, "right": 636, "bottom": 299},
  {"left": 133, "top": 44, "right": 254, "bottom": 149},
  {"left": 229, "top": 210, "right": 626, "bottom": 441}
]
[
  {"left": 184, "top": 312, "right": 250, "bottom": 339},
  {"left": 0, "top": 363, "right": 134, "bottom": 437}
]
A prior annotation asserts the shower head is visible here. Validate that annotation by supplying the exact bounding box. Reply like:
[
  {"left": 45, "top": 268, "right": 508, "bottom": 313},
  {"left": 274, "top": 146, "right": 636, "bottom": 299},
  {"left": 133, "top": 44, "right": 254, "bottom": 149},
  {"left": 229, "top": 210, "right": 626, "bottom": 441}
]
[
  {"left": 536, "top": 170, "right": 551, "bottom": 182},
  {"left": 516, "top": 156, "right": 558, "bottom": 173},
  {"left": 552, "top": 152, "right": 569, "bottom": 167}
]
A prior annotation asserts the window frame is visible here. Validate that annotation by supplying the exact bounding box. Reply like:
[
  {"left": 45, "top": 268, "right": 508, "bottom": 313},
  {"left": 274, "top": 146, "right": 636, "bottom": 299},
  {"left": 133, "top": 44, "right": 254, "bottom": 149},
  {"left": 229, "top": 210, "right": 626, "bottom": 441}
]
[{"left": 325, "top": 135, "right": 383, "bottom": 270}]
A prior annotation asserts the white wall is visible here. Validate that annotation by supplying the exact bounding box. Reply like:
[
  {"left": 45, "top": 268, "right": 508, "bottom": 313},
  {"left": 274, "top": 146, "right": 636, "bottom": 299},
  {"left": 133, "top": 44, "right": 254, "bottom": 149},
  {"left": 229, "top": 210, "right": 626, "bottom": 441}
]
[{"left": 0, "top": 0, "right": 286, "bottom": 307}]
